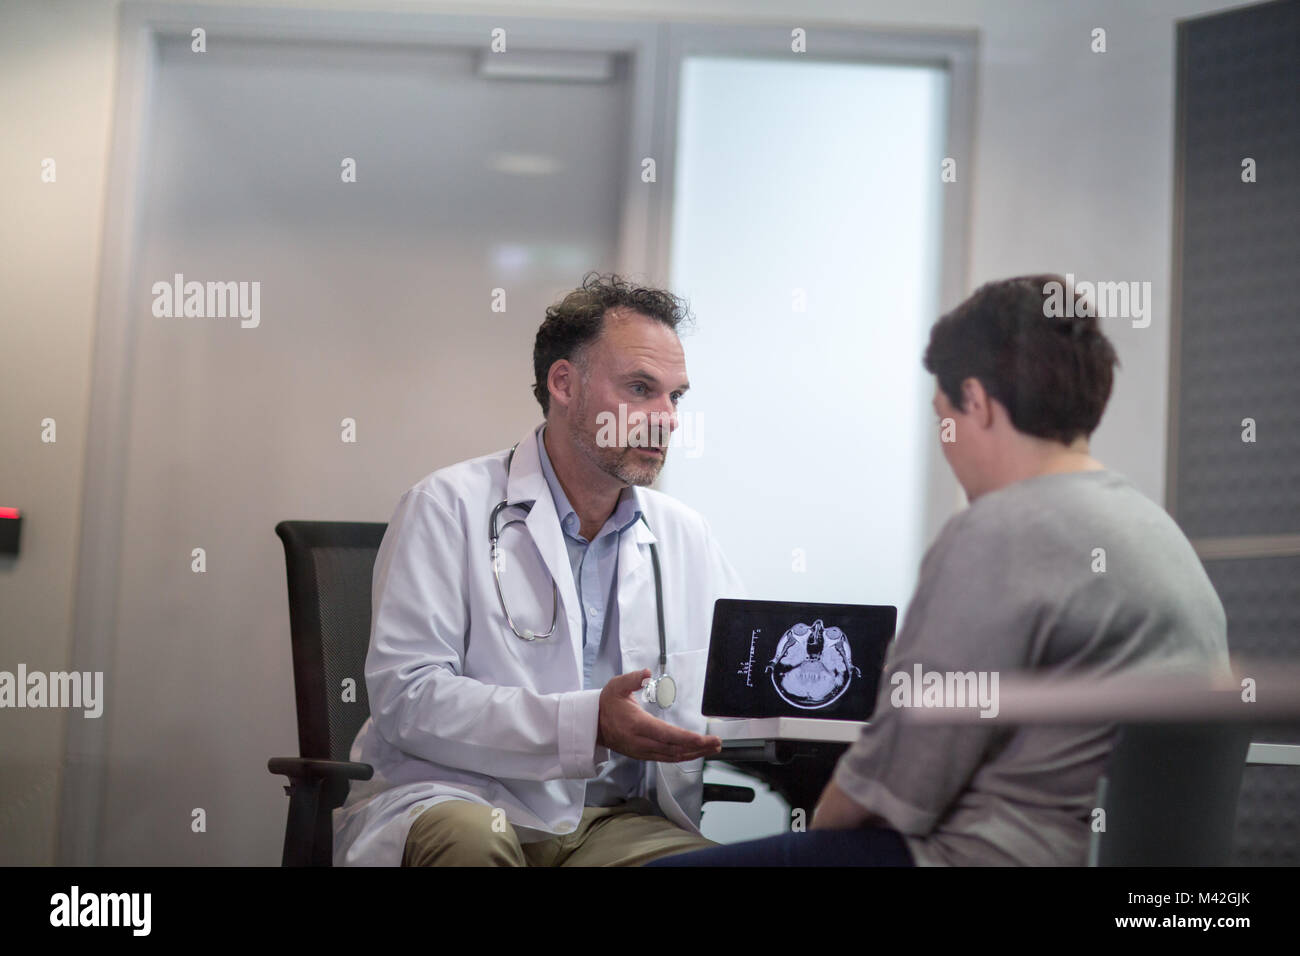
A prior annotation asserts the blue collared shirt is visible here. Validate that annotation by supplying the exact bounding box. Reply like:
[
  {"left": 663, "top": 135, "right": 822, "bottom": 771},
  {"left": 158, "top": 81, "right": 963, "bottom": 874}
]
[{"left": 535, "top": 425, "right": 649, "bottom": 807}]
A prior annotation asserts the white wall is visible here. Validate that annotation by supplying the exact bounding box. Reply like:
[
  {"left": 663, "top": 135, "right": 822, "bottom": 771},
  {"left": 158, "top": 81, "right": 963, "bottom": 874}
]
[{"left": 0, "top": 0, "right": 1259, "bottom": 864}]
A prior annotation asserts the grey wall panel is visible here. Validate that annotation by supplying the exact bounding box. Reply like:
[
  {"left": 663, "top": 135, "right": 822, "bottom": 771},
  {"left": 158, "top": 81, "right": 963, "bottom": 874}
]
[
  {"left": 1172, "top": 0, "right": 1300, "bottom": 539},
  {"left": 1174, "top": 1, "right": 1300, "bottom": 867}
]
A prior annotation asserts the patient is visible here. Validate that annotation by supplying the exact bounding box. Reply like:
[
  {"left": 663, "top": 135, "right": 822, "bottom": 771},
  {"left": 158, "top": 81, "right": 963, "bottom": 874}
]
[{"left": 648, "top": 274, "right": 1230, "bottom": 867}]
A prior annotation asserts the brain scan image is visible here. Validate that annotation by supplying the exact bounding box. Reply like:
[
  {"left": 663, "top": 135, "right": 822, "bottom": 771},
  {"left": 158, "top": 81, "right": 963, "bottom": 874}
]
[{"left": 765, "top": 619, "right": 861, "bottom": 709}]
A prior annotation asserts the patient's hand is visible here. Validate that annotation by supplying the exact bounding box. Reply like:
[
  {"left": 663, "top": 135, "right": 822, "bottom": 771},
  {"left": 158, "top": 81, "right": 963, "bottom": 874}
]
[{"left": 597, "top": 669, "right": 722, "bottom": 762}]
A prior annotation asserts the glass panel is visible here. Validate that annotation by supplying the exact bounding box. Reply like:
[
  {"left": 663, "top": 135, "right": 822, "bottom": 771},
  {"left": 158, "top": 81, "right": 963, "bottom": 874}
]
[{"left": 662, "top": 55, "right": 948, "bottom": 616}]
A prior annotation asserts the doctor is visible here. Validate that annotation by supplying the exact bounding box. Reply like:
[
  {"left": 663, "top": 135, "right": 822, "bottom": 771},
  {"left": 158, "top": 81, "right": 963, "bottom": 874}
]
[{"left": 334, "top": 273, "right": 745, "bottom": 866}]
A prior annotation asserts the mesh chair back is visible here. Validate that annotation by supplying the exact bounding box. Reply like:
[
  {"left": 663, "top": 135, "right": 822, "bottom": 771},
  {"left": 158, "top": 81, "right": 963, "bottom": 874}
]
[{"left": 275, "top": 521, "right": 386, "bottom": 762}]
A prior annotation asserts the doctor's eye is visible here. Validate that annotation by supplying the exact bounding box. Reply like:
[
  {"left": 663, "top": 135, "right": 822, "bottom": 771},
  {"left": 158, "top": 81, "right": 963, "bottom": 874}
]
[
  {"left": 670, "top": 391, "right": 684, "bottom": 405},
  {"left": 629, "top": 382, "right": 647, "bottom": 397}
]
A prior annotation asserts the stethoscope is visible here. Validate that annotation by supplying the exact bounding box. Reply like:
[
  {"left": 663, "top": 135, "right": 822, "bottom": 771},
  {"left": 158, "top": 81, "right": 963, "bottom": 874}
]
[{"left": 488, "top": 445, "right": 676, "bottom": 709}]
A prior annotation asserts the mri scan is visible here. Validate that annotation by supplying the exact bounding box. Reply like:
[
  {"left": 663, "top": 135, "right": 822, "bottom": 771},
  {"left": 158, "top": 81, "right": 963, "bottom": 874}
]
[{"left": 765, "top": 619, "right": 862, "bottom": 709}]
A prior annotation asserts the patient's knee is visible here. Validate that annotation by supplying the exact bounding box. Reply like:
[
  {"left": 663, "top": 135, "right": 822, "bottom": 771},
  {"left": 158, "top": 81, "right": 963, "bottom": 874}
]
[{"left": 401, "top": 800, "right": 526, "bottom": 867}]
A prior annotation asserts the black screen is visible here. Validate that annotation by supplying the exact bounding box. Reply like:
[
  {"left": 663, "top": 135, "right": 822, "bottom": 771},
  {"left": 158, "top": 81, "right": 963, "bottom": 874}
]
[{"left": 702, "top": 599, "right": 895, "bottom": 720}]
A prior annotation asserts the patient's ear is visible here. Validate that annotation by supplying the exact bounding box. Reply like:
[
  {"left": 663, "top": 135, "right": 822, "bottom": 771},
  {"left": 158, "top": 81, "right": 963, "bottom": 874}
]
[{"left": 961, "top": 377, "right": 995, "bottom": 429}]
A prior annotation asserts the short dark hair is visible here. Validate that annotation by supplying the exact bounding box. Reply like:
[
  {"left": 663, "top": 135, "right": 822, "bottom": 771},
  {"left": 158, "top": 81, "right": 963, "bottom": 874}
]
[
  {"left": 532, "top": 272, "right": 692, "bottom": 415},
  {"left": 922, "top": 274, "right": 1120, "bottom": 443}
]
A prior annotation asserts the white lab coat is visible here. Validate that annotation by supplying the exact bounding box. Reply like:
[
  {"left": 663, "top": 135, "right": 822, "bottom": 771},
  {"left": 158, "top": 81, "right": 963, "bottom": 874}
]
[{"left": 333, "top": 427, "right": 745, "bottom": 866}]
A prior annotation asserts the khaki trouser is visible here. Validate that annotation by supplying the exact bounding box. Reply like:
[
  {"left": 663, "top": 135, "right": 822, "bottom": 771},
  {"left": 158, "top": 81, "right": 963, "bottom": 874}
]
[{"left": 401, "top": 797, "right": 717, "bottom": 867}]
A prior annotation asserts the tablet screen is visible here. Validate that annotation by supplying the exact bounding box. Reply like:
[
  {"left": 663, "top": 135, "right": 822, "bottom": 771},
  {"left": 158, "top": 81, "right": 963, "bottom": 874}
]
[{"left": 702, "top": 599, "right": 895, "bottom": 720}]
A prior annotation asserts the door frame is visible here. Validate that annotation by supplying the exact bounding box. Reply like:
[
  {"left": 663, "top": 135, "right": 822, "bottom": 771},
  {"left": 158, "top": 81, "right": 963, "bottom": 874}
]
[
  {"left": 652, "top": 22, "right": 978, "bottom": 546},
  {"left": 62, "top": 0, "right": 662, "bottom": 866}
]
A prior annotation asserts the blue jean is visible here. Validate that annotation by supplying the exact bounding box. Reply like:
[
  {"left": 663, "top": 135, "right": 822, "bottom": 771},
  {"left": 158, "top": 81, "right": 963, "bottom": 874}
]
[{"left": 643, "top": 826, "right": 915, "bottom": 867}]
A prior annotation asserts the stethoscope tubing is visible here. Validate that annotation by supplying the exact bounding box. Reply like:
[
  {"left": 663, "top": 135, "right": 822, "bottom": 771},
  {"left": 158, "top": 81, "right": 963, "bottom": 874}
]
[{"left": 490, "top": 443, "right": 672, "bottom": 701}]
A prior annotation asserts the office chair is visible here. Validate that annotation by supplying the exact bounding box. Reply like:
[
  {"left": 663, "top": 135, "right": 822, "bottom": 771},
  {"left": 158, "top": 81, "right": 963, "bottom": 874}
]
[
  {"left": 1089, "top": 721, "right": 1252, "bottom": 866},
  {"left": 268, "top": 519, "right": 753, "bottom": 867},
  {"left": 268, "top": 521, "right": 382, "bottom": 867}
]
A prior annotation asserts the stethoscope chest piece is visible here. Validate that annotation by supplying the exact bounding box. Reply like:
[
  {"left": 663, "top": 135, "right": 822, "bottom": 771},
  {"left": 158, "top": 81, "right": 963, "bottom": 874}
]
[{"left": 641, "top": 673, "right": 676, "bottom": 709}]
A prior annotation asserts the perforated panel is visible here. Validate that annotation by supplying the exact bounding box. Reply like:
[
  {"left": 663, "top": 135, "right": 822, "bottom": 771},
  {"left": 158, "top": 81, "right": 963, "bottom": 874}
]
[
  {"left": 312, "top": 546, "right": 376, "bottom": 762},
  {"left": 1173, "top": 0, "right": 1300, "bottom": 538},
  {"left": 1173, "top": 1, "right": 1300, "bottom": 868},
  {"left": 1202, "top": 554, "right": 1300, "bottom": 744},
  {"left": 1232, "top": 763, "right": 1300, "bottom": 866}
]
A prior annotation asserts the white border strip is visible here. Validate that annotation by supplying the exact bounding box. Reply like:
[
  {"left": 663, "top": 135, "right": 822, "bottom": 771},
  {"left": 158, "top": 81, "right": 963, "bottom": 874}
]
[
  {"left": 1247, "top": 743, "right": 1300, "bottom": 766},
  {"left": 1193, "top": 535, "right": 1300, "bottom": 560}
]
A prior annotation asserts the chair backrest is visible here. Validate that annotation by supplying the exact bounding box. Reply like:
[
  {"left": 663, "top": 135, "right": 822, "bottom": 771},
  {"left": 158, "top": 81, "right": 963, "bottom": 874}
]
[
  {"left": 275, "top": 521, "right": 386, "bottom": 762},
  {"left": 1090, "top": 721, "right": 1252, "bottom": 866}
]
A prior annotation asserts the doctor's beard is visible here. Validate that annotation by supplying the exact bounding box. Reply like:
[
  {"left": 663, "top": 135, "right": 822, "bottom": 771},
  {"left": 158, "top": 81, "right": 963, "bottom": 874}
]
[{"left": 570, "top": 396, "right": 668, "bottom": 487}]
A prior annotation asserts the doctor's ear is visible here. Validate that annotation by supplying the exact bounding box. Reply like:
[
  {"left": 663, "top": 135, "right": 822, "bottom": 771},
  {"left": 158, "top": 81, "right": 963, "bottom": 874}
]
[{"left": 546, "top": 359, "right": 579, "bottom": 413}]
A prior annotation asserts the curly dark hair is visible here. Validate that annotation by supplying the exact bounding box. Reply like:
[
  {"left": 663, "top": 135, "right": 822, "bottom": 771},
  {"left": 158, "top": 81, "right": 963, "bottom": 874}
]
[
  {"left": 923, "top": 274, "right": 1120, "bottom": 443},
  {"left": 532, "top": 272, "right": 692, "bottom": 415}
]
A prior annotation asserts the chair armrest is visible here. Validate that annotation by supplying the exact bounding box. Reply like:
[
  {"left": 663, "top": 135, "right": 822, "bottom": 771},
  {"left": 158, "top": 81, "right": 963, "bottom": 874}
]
[
  {"left": 702, "top": 783, "right": 755, "bottom": 804},
  {"left": 268, "top": 757, "right": 374, "bottom": 782},
  {"left": 268, "top": 757, "right": 371, "bottom": 867}
]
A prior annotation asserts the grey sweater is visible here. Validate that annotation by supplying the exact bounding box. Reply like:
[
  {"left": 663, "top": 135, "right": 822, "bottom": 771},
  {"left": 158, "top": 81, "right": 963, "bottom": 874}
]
[{"left": 832, "top": 469, "right": 1229, "bottom": 866}]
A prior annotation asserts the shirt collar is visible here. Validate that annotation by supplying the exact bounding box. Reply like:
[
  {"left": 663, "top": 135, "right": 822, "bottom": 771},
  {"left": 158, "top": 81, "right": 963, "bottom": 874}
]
[{"left": 536, "top": 424, "right": 642, "bottom": 541}]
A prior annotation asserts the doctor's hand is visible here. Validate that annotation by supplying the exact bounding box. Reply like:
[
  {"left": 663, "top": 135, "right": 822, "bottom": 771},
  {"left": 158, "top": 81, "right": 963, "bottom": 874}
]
[{"left": 597, "top": 669, "right": 723, "bottom": 763}]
